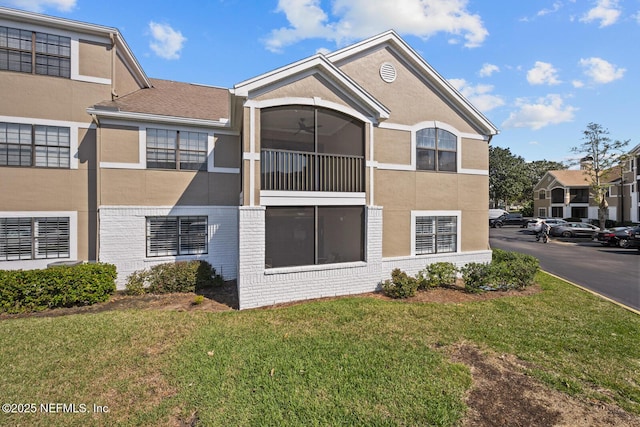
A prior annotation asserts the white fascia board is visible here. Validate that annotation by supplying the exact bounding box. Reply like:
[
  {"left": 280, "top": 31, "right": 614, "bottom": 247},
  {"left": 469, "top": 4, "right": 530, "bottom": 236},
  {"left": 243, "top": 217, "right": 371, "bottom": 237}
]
[
  {"left": 327, "top": 30, "right": 498, "bottom": 136},
  {"left": 234, "top": 55, "right": 389, "bottom": 121},
  {"left": 87, "top": 108, "right": 230, "bottom": 129}
]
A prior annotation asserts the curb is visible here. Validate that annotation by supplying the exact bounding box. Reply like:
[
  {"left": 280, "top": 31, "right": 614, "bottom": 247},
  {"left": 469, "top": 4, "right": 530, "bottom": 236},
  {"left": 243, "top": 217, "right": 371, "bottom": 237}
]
[{"left": 543, "top": 271, "right": 640, "bottom": 316}]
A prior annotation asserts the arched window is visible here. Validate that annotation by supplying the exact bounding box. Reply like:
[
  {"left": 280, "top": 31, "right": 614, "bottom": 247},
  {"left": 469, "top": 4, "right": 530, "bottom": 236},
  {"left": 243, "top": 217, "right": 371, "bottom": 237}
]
[{"left": 416, "top": 128, "right": 457, "bottom": 172}]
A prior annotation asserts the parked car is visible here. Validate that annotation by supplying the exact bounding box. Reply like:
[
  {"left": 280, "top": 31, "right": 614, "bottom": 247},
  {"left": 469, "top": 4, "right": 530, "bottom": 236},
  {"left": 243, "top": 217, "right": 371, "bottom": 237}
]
[
  {"left": 490, "top": 213, "right": 528, "bottom": 228},
  {"left": 615, "top": 226, "right": 640, "bottom": 249},
  {"left": 527, "top": 218, "right": 567, "bottom": 233},
  {"left": 549, "top": 222, "right": 599, "bottom": 238},
  {"left": 626, "top": 226, "right": 640, "bottom": 250},
  {"left": 594, "top": 226, "right": 633, "bottom": 247}
]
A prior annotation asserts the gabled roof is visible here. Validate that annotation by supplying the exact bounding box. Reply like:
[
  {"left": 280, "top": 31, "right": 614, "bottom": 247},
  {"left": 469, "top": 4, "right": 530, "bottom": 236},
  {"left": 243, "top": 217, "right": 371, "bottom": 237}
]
[
  {"left": 233, "top": 54, "right": 390, "bottom": 123},
  {"left": 0, "top": 6, "right": 150, "bottom": 88},
  {"left": 327, "top": 30, "right": 499, "bottom": 137},
  {"left": 540, "top": 169, "right": 620, "bottom": 188},
  {"left": 89, "top": 79, "right": 230, "bottom": 126}
]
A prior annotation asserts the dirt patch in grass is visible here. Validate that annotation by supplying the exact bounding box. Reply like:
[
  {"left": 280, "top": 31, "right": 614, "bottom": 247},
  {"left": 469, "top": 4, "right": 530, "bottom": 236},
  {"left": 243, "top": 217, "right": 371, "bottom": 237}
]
[{"left": 451, "top": 343, "right": 640, "bottom": 427}]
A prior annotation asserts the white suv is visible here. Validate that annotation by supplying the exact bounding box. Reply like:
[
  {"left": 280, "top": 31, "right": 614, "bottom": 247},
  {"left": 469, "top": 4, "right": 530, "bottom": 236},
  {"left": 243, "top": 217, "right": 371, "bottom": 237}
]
[{"left": 527, "top": 218, "right": 567, "bottom": 233}]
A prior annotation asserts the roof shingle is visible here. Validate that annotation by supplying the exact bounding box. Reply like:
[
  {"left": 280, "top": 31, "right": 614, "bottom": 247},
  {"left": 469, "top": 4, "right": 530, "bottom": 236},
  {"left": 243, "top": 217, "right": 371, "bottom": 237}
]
[{"left": 94, "top": 78, "right": 229, "bottom": 121}]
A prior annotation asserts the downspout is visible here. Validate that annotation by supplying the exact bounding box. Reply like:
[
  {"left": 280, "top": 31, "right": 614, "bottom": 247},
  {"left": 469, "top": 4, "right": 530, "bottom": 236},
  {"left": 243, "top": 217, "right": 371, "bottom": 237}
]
[
  {"left": 90, "top": 113, "right": 101, "bottom": 262},
  {"left": 109, "top": 33, "right": 118, "bottom": 100}
]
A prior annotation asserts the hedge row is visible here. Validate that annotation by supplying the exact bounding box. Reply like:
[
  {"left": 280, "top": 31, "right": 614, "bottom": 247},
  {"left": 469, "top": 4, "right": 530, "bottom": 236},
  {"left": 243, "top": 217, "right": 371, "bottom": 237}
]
[
  {"left": 381, "top": 249, "right": 540, "bottom": 298},
  {"left": 125, "top": 260, "right": 224, "bottom": 295},
  {"left": 0, "top": 263, "right": 117, "bottom": 314}
]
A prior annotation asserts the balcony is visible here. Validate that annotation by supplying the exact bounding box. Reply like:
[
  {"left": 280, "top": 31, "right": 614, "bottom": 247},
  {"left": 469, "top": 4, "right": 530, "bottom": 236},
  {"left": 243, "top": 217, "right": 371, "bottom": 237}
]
[{"left": 261, "top": 149, "right": 364, "bottom": 193}]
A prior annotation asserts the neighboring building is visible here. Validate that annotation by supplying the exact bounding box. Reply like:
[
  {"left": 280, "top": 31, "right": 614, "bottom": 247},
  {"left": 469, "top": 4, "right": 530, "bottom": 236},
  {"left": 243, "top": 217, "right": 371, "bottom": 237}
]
[
  {"left": 0, "top": 7, "right": 498, "bottom": 309},
  {"left": 533, "top": 152, "right": 639, "bottom": 224}
]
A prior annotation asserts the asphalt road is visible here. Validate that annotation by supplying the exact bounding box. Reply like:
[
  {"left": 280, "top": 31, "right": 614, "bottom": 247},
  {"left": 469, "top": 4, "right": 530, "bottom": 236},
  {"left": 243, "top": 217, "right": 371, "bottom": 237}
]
[{"left": 489, "top": 226, "right": 640, "bottom": 312}]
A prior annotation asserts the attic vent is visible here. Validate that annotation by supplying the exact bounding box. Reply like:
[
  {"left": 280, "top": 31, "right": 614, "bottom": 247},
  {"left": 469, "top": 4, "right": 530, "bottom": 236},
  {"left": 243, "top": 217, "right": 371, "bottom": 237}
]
[{"left": 379, "top": 62, "right": 396, "bottom": 83}]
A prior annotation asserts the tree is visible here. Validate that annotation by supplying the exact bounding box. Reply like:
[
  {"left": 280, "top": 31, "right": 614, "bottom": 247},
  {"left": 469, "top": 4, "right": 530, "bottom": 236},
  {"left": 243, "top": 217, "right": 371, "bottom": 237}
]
[
  {"left": 570, "top": 123, "right": 629, "bottom": 229},
  {"left": 489, "top": 147, "right": 528, "bottom": 209}
]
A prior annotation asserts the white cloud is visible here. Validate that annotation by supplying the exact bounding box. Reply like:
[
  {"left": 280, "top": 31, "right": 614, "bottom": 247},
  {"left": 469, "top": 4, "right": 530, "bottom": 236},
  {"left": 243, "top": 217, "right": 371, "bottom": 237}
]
[
  {"left": 148, "top": 22, "right": 186, "bottom": 60},
  {"left": 580, "top": 0, "right": 621, "bottom": 27},
  {"left": 502, "top": 94, "right": 577, "bottom": 130},
  {"left": 572, "top": 80, "right": 585, "bottom": 88},
  {"left": 579, "top": 57, "right": 625, "bottom": 84},
  {"left": 264, "top": 0, "right": 488, "bottom": 53},
  {"left": 2, "top": 0, "right": 75, "bottom": 12},
  {"left": 478, "top": 63, "right": 499, "bottom": 77},
  {"left": 527, "top": 61, "right": 561, "bottom": 85},
  {"left": 537, "top": 1, "right": 562, "bottom": 17},
  {"left": 449, "top": 78, "right": 505, "bottom": 112}
]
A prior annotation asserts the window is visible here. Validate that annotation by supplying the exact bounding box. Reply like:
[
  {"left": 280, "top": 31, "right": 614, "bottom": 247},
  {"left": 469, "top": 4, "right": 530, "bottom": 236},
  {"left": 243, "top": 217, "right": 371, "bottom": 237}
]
[
  {"left": 0, "top": 26, "right": 70, "bottom": 78},
  {"left": 415, "top": 216, "right": 457, "bottom": 255},
  {"left": 265, "top": 206, "right": 364, "bottom": 268},
  {"left": 146, "top": 129, "right": 207, "bottom": 171},
  {"left": 551, "top": 207, "right": 563, "bottom": 218},
  {"left": 538, "top": 190, "right": 546, "bottom": 200},
  {"left": 0, "top": 122, "right": 70, "bottom": 168},
  {"left": 551, "top": 188, "right": 565, "bottom": 204},
  {"left": 569, "top": 188, "right": 589, "bottom": 203},
  {"left": 416, "top": 128, "right": 457, "bottom": 172},
  {"left": 538, "top": 208, "right": 546, "bottom": 217},
  {"left": 146, "top": 216, "right": 208, "bottom": 257},
  {"left": 0, "top": 217, "right": 69, "bottom": 261},
  {"left": 571, "top": 207, "right": 588, "bottom": 219}
]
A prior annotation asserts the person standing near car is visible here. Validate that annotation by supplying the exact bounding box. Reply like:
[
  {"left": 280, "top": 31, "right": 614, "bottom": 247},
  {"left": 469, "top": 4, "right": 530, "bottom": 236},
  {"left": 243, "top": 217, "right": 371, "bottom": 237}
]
[{"left": 538, "top": 220, "right": 551, "bottom": 241}]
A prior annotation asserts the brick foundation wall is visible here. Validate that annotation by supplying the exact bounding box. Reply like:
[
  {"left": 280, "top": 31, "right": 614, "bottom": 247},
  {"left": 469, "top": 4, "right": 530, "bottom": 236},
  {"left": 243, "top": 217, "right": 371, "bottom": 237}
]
[{"left": 99, "top": 205, "right": 238, "bottom": 288}]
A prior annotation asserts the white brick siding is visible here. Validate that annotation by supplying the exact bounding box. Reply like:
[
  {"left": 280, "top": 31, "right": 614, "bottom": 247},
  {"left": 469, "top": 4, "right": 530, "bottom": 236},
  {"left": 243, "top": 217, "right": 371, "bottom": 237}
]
[
  {"left": 237, "top": 206, "right": 491, "bottom": 309},
  {"left": 99, "top": 206, "right": 238, "bottom": 288}
]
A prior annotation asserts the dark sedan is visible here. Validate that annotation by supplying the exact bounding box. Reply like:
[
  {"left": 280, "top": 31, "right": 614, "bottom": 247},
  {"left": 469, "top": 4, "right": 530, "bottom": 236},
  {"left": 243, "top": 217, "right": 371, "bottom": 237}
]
[
  {"left": 594, "top": 226, "right": 632, "bottom": 247},
  {"left": 618, "top": 226, "right": 640, "bottom": 249},
  {"left": 549, "top": 222, "right": 599, "bottom": 238}
]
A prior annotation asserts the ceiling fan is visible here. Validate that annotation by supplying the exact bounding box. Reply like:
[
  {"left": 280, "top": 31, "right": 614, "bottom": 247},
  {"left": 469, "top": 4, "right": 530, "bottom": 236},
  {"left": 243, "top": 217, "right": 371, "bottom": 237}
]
[{"left": 294, "top": 118, "right": 314, "bottom": 134}]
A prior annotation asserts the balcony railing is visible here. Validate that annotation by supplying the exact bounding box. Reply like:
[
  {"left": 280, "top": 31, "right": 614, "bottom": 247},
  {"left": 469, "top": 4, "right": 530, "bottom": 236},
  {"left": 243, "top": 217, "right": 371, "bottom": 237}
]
[{"left": 261, "top": 149, "right": 364, "bottom": 192}]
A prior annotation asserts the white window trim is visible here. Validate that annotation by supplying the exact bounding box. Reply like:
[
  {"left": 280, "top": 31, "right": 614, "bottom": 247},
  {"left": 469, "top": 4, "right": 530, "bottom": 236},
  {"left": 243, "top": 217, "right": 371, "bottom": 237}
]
[
  {"left": 0, "top": 211, "right": 78, "bottom": 270},
  {"left": 98, "top": 123, "right": 239, "bottom": 173},
  {"left": 410, "top": 210, "right": 461, "bottom": 257},
  {"left": 376, "top": 121, "right": 488, "bottom": 176},
  {"left": 0, "top": 115, "right": 83, "bottom": 169},
  {"left": 260, "top": 191, "right": 366, "bottom": 206},
  {"left": 0, "top": 18, "right": 112, "bottom": 85}
]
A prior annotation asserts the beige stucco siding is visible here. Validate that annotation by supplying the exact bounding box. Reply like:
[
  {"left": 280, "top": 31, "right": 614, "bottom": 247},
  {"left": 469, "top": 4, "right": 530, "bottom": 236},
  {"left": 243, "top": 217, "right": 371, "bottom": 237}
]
[
  {"left": 254, "top": 74, "right": 360, "bottom": 114},
  {"left": 79, "top": 39, "right": 111, "bottom": 79},
  {"left": 114, "top": 53, "right": 143, "bottom": 97},
  {"left": 100, "top": 169, "right": 239, "bottom": 206},
  {"left": 336, "top": 47, "right": 477, "bottom": 133},
  {"left": 375, "top": 127, "right": 411, "bottom": 165},
  {"left": 100, "top": 125, "right": 139, "bottom": 163},
  {"left": 214, "top": 134, "right": 240, "bottom": 168},
  {"left": 376, "top": 170, "right": 488, "bottom": 256},
  {"left": 461, "top": 138, "right": 488, "bottom": 170},
  {"left": 0, "top": 73, "right": 110, "bottom": 123}
]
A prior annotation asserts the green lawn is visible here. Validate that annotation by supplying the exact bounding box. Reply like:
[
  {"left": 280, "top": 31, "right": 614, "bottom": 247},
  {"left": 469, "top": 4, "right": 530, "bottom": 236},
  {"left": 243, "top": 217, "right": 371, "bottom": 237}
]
[{"left": 0, "top": 272, "right": 638, "bottom": 426}]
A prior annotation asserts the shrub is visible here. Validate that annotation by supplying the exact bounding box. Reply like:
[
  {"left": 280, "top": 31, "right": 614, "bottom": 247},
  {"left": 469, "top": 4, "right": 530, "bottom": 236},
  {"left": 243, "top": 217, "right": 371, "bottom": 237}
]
[
  {"left": 417, "top": 262, "right": 457, "bottom": 290},
  {"left": 381, "top": 268, "right": 419, "bottom": 299},
  {"left": 0, "top": 263, "right": 116, "bottom": 314},
  {"left": 192, "top": 295, "right": 205, "bottom": 305},
  {"left": 460, "top": 262, "right": 492, "bottom": 293},
  {"left": 125, "top": 260, "right": 223, "bottom": 295},
  {"left": 491, "top": 249, "right": 539, "bottom": 289},
  {"left": 124, "top": 270, "right": 148, "bottom": 296}
]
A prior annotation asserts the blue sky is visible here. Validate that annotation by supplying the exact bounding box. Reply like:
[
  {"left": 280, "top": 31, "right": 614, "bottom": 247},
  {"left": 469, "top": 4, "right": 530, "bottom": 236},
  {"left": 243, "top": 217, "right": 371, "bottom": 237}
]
[{"left": 1, "top": 0, "right": 637, "bottom": 163}]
